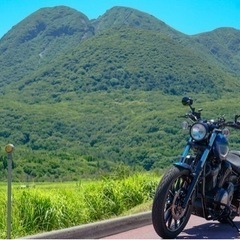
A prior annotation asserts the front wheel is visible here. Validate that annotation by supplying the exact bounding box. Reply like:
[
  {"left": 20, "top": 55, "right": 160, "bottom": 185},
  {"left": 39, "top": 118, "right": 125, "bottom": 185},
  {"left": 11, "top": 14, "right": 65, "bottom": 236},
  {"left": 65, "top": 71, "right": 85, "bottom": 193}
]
[{"left": 152, "top": 166, "right": 193, "bottom": 239}]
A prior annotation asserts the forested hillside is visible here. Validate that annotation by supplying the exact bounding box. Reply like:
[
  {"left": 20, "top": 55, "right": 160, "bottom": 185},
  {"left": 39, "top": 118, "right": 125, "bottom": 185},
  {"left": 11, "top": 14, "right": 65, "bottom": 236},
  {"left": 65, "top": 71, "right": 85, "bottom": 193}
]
[{"left": 0, "top": 5, "right": 240, "bottom": 181}]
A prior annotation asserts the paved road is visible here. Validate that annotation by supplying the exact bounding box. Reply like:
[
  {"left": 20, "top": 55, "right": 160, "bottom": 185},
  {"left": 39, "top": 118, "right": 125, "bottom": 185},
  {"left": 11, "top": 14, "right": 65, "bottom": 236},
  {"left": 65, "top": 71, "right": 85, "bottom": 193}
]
[{"left": 103, "top": 215, "right": 240, "bottom": 239}]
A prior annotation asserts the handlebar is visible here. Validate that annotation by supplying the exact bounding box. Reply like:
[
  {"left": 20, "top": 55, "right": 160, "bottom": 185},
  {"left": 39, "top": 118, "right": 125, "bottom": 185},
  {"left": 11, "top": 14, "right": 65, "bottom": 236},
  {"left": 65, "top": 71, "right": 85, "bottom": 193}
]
[
  {"left": 179, "top": 112, "right": 240, "bottom": 130},
  {"left": 224, "top": 121, "right": 240, "bottom": 129},
  {"left": 217, "top": 115, "right": 240, "bottom": 129},
  {"left": 180, "top": 97, "right": 240, "bottom": 130},
  {"left": 178, "top": 112, "right": 200, "bottom": 122}
]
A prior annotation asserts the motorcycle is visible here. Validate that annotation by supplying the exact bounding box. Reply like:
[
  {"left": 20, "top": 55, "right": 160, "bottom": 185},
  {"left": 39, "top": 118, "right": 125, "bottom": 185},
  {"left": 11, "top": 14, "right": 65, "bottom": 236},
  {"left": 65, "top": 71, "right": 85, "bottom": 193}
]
[{"left": 152, "top": 96, "right": 240, "bottom": 239}]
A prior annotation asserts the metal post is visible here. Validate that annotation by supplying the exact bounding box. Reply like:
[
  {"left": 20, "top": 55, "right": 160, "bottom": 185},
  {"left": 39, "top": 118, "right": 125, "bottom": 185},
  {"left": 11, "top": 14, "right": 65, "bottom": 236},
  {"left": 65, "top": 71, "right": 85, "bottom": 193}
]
[{"left": 5, "top": 144, "right": 14, "bottom": 239}]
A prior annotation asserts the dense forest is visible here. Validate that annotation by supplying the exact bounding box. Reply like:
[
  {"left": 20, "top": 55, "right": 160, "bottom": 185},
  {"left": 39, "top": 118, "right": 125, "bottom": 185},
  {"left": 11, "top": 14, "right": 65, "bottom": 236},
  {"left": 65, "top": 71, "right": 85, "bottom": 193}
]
[{"left": 1, "top": 6, "right": 240, "bottom": 181}]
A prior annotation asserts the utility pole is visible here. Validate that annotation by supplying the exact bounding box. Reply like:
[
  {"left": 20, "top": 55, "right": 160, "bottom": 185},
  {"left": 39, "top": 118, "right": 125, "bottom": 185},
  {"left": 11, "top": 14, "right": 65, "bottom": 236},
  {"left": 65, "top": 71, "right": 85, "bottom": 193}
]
[{"left": 5, "top": 144, "right": 14, "bottom": 239}]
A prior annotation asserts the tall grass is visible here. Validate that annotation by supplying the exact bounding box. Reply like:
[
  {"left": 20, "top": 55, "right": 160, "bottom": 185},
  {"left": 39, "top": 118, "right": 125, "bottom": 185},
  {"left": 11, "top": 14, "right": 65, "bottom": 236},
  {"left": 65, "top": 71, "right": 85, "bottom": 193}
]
[{"left": 0, "top": 172, "right": 159, "bottom": 238}]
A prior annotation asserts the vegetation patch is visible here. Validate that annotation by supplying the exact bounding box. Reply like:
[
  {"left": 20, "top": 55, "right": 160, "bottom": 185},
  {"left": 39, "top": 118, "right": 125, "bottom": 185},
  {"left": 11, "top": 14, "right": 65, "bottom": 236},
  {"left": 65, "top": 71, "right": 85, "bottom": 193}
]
[{"left": 0, "top": 172, "right": 159, "bottom": 238}]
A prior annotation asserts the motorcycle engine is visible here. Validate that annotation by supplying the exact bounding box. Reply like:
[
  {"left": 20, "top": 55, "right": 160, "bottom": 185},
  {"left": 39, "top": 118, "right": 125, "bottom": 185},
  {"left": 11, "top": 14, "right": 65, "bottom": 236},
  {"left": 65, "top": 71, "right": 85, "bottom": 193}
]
[
  {"left": 214, "top": 182, "right": 234, "bottom": 209},
  {"left": 205, "top": 162, "right": 221, "bottom": 191},
  {"left": 205, "top": 160, "right": 234, "bottom": 209}
]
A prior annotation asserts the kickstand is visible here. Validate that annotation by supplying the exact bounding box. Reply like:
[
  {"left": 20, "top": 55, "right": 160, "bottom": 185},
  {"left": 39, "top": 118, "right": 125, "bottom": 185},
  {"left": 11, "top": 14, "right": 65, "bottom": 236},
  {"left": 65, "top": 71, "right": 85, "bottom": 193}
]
[{"left": 227, "top": 217, "right": 240, "bottom": 233}]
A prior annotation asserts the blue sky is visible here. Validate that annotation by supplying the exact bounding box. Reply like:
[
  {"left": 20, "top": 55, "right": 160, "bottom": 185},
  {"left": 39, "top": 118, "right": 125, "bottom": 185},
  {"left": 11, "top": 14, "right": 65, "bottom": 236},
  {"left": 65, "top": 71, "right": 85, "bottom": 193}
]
[{"left": 1, "top": 0, "right": 240, "bottom": 38}]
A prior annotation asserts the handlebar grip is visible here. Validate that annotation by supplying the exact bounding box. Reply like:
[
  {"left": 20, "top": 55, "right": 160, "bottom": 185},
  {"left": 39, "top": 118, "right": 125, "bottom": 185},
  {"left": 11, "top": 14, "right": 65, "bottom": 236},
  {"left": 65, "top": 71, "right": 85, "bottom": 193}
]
[
  {"left": 235, "top": 123, "right": 240, "bottom": 129},
  {"left": 227, "top": 122, "right": 240, "bottom": 129},
  {"left": 178, "top": 114, "right": 188, "bottom": 118}
]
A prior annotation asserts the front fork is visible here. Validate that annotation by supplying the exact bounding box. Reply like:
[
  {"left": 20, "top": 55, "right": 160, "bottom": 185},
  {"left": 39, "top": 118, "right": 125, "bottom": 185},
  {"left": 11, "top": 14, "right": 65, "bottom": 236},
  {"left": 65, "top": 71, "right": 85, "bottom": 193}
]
[{"left": 174, "top": 132, "right": 218, "bottom": 209}]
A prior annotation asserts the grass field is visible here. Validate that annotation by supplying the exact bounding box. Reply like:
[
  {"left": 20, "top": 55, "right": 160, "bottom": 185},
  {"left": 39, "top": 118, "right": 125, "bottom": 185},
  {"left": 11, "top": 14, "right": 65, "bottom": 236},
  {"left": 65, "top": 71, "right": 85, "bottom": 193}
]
[{"left": 0, "top": 172, "right": 160, "bottom": 238}]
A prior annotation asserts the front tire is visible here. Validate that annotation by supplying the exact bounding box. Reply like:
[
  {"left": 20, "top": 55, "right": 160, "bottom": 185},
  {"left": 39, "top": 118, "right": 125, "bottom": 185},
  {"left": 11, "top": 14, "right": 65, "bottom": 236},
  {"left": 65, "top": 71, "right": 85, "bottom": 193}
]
[{"left": 152, "top": 166, "right": 193, "bottom": 239}]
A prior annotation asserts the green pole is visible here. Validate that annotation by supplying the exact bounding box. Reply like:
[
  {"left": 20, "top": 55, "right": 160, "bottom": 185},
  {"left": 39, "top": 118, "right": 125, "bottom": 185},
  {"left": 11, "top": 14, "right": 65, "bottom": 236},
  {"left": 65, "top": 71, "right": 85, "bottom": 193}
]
[{"left": 5, "top": 144, "right": 14, "bottom": 239}]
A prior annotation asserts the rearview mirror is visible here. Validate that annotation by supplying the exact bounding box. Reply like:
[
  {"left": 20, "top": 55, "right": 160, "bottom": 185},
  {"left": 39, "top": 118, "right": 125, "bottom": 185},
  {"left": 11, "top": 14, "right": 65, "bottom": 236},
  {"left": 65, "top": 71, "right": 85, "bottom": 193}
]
[
  {"left": 182, "top": 97, "right": 193, "bottom": 106},
  {"left": 235, "top": 115, "right": 240, "bottom": 123}
]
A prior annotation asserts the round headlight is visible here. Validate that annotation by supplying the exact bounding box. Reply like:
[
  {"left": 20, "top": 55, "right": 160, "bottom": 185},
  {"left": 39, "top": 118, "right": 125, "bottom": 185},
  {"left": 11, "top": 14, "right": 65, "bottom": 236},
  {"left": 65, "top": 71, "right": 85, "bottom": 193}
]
[{"left": 190, "top": 123, "right": 208, "bottom": 141}]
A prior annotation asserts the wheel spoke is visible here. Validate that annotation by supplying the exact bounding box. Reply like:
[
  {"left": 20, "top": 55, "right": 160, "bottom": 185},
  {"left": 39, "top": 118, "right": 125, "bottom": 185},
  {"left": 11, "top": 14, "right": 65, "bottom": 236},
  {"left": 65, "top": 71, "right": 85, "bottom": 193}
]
[
  {"left": 164, "top": 204, "right": 172, "bottom": 220},
  {"left": 174, "top": 219, "right": 181, "bottom": 229},
  {"left": 152, "top": 167, "right": 192, "bottom": 239},
  {"left": 168, "top": 189, "right": 174, "bottom": 197},
  {"left": 167, "top": 214, "right": 173, "bottom": 229},
  {"left": 165, "top": 176, "right": 189, "bottom": 232}
]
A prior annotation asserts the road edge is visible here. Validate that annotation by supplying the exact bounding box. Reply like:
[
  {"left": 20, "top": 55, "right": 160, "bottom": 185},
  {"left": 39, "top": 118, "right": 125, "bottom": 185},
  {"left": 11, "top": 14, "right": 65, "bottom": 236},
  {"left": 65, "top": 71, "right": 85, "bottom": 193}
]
[{"left": 21, "top": 211, "right": 152, "bottom": 239}]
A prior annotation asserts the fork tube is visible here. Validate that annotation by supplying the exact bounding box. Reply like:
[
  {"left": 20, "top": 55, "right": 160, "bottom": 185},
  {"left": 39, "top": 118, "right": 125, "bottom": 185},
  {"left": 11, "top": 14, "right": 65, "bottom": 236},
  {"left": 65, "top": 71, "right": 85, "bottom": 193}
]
[
  {"left": 180, "top": 137, "right": 192, "bottom": 162},
  {"left": 182, "top": 132, "right": 218, "bottom": 208}
]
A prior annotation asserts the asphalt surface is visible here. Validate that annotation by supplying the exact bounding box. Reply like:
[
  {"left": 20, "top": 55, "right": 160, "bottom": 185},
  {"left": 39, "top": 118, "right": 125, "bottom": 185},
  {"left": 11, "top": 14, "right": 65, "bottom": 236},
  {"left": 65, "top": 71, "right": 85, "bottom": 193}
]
[
  {"left": 104, "top": 215, "right": 240, "bottom": 239},
  {"left": 21, "top": 211, "right": 152, "bottom": 239},
  {"left": 21, "top": 212, "right": 240, "bottom": 239}
]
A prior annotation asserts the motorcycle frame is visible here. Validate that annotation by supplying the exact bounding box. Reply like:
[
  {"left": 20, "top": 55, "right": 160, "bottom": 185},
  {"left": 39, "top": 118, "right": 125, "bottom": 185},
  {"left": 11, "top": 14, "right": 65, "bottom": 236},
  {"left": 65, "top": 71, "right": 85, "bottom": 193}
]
[{"left": 173, "top": 130, "right": 219, "bottom": 210}]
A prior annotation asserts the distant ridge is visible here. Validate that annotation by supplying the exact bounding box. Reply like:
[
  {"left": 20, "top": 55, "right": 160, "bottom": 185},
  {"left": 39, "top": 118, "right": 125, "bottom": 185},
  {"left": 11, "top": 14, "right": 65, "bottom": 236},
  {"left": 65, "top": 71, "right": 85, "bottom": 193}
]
[{"left": 0, "top": 5, "right": 239, "bottom": 93}]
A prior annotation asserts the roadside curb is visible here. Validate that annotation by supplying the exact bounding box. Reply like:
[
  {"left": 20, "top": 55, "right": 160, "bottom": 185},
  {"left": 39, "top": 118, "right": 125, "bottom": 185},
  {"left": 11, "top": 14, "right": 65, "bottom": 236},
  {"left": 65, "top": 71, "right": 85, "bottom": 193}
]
[{"left": 21, "top": 211, "right": 152, "bottom": 239}]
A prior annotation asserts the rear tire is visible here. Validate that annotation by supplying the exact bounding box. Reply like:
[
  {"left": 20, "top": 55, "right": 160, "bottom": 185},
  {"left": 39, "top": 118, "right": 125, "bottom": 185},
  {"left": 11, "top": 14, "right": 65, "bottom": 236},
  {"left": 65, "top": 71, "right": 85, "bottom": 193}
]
[{"left": 152, "top": 166, "right": 192, "bottom": 239}]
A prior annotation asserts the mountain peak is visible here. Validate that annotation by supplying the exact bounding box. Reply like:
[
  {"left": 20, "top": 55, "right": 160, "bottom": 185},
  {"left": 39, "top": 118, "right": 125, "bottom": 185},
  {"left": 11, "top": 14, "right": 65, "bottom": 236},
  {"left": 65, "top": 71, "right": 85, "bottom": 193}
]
[
  {"left": 5, "top": 5, "right": 91, "bottom": 42},
  {"left": 93, "top": 6, "right": 184, "bottom": 39}
]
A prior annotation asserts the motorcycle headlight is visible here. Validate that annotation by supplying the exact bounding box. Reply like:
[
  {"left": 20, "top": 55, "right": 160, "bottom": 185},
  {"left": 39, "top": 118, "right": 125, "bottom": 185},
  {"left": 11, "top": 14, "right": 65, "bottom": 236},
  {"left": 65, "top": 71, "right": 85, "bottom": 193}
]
[{"left": 190, "top": 123, "right": 208, "bottom": 141}]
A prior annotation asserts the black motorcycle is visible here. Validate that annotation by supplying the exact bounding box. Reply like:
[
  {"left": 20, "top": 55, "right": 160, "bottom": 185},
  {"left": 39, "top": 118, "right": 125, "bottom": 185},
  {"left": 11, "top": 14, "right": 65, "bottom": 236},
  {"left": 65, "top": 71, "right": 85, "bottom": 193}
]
[{"left": 152, "top": 96, "right": 240, "bottom": 239}]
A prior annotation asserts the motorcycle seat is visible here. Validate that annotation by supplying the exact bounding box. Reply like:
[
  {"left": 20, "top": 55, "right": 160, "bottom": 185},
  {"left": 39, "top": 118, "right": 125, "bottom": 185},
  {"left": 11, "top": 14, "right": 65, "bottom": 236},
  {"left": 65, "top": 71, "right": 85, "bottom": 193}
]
[
  {"left": 230, "top": 150, "right": 240, "bottom": 157},
  {"left": 226, "top": 151, "right": 240, "bottom": 173}
]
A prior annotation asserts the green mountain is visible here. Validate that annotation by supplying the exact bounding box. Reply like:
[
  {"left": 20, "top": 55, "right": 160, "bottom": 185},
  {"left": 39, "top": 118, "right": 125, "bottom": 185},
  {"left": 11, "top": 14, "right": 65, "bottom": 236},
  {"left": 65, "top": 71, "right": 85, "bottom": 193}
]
[
  {"left": 192, "top": 27, "right": 240, "bottom": 74},
  {"left": 0, "top": 6, "right": 94, "bottom": 88},
  {"left": 0, "top": 6, "right": 240, "bottom": 181},
  {"left": 93, "top": 6, "right": 185, "bottom": 38}
]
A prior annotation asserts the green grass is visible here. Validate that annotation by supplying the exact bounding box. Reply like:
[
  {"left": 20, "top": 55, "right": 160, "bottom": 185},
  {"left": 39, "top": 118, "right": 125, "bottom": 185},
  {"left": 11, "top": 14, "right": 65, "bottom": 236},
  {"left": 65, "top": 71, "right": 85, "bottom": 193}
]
[{"left": 0, "top": 172, "right": 160, "bottom": 239}]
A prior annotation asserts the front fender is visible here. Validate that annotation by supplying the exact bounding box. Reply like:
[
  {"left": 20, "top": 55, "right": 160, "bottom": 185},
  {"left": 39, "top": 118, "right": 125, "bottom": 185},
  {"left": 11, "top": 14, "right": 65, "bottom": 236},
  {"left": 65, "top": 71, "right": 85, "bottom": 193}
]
[{"left": 173, "top": 162, "right": 192, "bottom": 173}]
